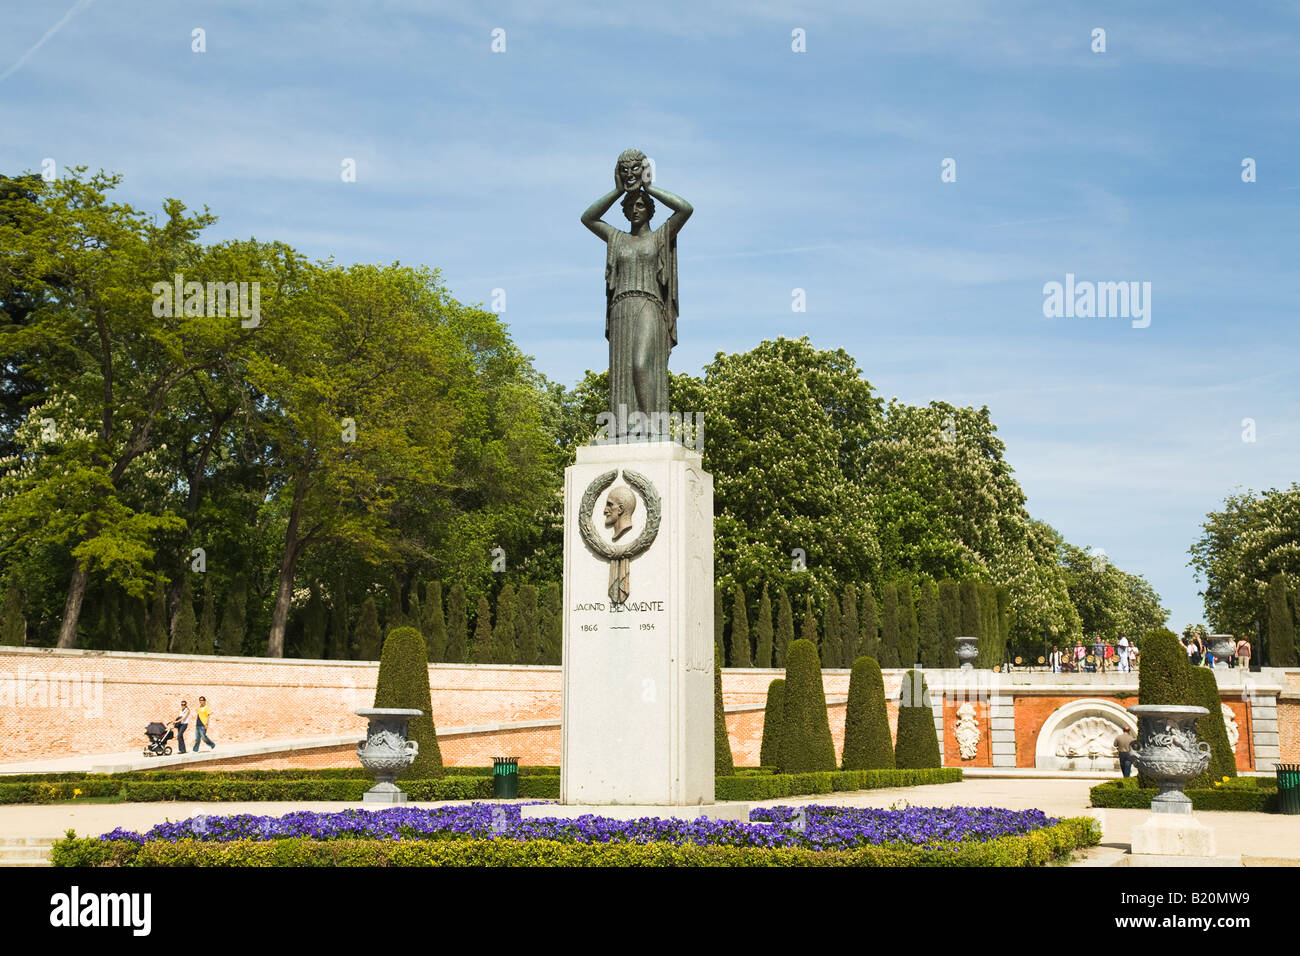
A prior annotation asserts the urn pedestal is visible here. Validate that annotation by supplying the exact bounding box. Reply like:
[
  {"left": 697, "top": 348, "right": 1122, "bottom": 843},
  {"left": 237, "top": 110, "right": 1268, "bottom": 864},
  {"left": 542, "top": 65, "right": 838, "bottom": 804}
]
[
  {"left": 955, "top": 636, "right": 979, "bottom": 671},
  {"left": 355, "top": 708, "right": 422, "bottom": 804},
  {"left": 1127, "top": 704, "right": 1217, "bottom": 860}
]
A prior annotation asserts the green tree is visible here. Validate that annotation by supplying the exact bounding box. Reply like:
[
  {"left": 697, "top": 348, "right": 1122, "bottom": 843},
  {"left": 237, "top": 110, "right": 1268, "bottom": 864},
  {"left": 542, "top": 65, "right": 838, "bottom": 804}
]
[
  {"left": 918, "top": 579, "right": 941, "bottom": 668},
  {"left": 471, "top": 595, "right": 493, "bottom": 664},
  {"left": 714, "top": 644, "right": 734, "bottom": 775},
  {"left": 753, "top": 584, "right": 774, "bottom": 668},
  {"left": 894, "top": 670, "right": 941, "bottom": 769},
  {"left": 777, "top": 639, "right": 837, "bottom": 773},
  {"left": 539, "top": 582, "right": 561, "bottom": 664},
  {"left": 714, "top": 584, "right": 725, "bottom": 664},
  {"left": 840, "top": 582, "right": 860, "bottom": 664},
  {"left": 728, "top": 582, "right": 751, "bottom": 667},
  {"left": 517, "top": 583, "right": 539, "bottom": 666},
  {"left": 820, "top": 591, "right": 843, "bottom": 668},
  {"left": 445, "top": 583, "right": 468, "bottom": 663},
  {"left": 148, "top": 578, "right": 168, "bottom": 652},
  {"left": 0, "top": 580, "right": 24, "bottom": 645},
  {"left": 354, "top": 595, "right": 382, "bottom": 661},
  {"left": 879, "top": 582, "right": 901, "bottom": 667},
  {"left": 759, "top": 678, "right": 785, "bottom": 767},
  {"left": 1266, "top": 573, "right": 1297, "bottom": 666},
  {"left": 774, "top": 586, "right": 794, "bottom": 668},
  {"left": 897, "top": 580, "right": 918, "bottom": 668},
  {"left": 841, "top": 656, "right": 895, "bottom": 770},
  {"left": 171, "top": 575, "right": 197, "bottom": 654},
  {"left": 938, "top": 578, "right": 960, "bottom": 667},
  {"left": 385, "top": 577, "right": 407, "bottom": 633},
  {"left": 800, "top": 594, "right": 818, "bottom": 651},
  {"left": 423, "top": 581, "right": 447, "bottom": 663},
  {"left": 217, "top": 576, "right": 247, "bottom": 657},
  {"left": 959, "top": 579, "right": 981, "bottom": 641},
  {"left": 491, "top": 582, "right": 518, "bottom": 664},
  {"left": 300, "top": 585, "right": 327, "bottom": 658},
  {"left": 859, "top": 583, "right": 879, "bottom": 658},
  {"left": 326, "top": 582, "right": 349, "bottom": 660},
  {"left": 372, "top": 626, "right": 443, "bottom": 778},
  {"left": 197, "top": 576, "right": 216, "bottom": 655}
]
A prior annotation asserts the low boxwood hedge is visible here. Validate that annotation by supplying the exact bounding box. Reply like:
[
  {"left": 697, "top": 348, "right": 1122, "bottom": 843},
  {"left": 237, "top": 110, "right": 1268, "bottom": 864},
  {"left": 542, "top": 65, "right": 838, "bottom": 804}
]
[
  {"left": 51, "top": 817, "right": 1099, "bottom": 867},
  {"left": 716, "top": 767, "right": 960, "bottom": 801},
  {"left": 1090, "top": 777, "right": 1279, "bottom": 813}
]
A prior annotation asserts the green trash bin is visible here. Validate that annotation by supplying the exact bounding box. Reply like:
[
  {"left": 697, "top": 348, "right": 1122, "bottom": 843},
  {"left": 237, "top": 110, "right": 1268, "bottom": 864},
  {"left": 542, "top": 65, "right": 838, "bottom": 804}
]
[
  {"left": 493, "top": 757, "right": 519, "bottom": 799},
  {"left": 1277, "top": 764, "right": 1300, "bottom": 815}
]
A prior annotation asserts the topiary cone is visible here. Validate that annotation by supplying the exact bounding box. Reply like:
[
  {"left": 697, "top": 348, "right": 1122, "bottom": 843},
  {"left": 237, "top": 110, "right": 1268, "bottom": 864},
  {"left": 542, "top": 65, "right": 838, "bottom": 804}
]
[
  {"left": 373, "top": 626, "right": 443, "bottom": 778},
  {"left": 842, "top": 656, "right": 895, "bottom": 770}
]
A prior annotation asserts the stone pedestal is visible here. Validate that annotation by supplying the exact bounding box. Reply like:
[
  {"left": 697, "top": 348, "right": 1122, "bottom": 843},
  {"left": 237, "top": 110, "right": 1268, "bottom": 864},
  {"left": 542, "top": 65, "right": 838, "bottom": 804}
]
[
  {"left": 1130, "top": 814, "right": 1217, "bottom": 858},
  {"left": 559, "top": 441, "right": 714, "bottom": 807}
]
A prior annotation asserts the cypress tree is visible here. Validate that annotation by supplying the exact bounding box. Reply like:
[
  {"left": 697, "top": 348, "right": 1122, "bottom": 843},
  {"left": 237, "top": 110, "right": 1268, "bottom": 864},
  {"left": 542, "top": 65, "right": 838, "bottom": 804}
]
[
  {"left": 327, "top": 581, "right": 349, "bottom": 660},
  {"left": 407, "top": 590, "right": 422, "bottom": 640},
  {"left": 774, "top": 586, "right": 794, "bottom": 668},
  {"left": 1266, "top": 573, "right": 1297, "bottom": 666},
  {"left": 938, "top": 578, "right": 960, "bottom": 667},
  {"left": 777, "top": 639, "right": 837, "bottom": 772},
  {"left": 198, "top": 576, "right": 216, "bottom": 656},
  {"left": 123, "top": 593, "right": 147, "bottom": 651},
  {"left": 879, "top": 582, "right": 901, "bottom": 668},
  {"left": 218, "top": 575, "right": 247, "bottom": 657},
  {"left": 759, "top": 678, "right": 785, "bottom": 767},
  {"left": 423, "top": 581, "right": 447, "bottom": 663},
  {"left": 714, "top": 644, "right": 734, "bottom": 775},
  {"left": 301, "top": 585, "right": 327, "bottom": 658},
  {"left": 897, "top": 581, "right": 918, "bottom": 668},
  {"left": 90, "top": 584, "right": 118, "bottom": 651},
  {"left": 894, "top": 669, "right": 942, "bottom": 768},
  {"left": 959, "top": 579, "right": 981, "bottom": 639},
  {"left": 821, "top": 591, "right": 843, "bottom": 668},
  {"left": 918, "top": 579, "right": 941, "bottom": 668},
  {"left": 1, "top": 580, "right": 25, "bottom": 645},
  {"left": 841, "top": 582, "right": 860, "bottom": 664},
  {"left": 517, "top": 584, "right": 540, "bottom": 666},
  {"left": 445, "top": 583, "right": 469, "bottom": 663},
  {"left": 1190, "top": 666, "right": 1236, "bottom": 787},
  {"left": 148, "top": 578, "right": 169, "bottom": 652},
  {"left": 753, "top": 584, "right": 774, "bottom": 668},
  {"left": 729, "top": 582, "right": 752, "bottom": 667},
  {"left": 354, "top": 596, "right": 383, "bottom": 661},
  {"left": 860, "top": 583, "right": 880, "bottom": 659},
  {"left": 714, "top": 584, "right": 725, "bottom": 664},
  {"left": 385, "top": 576, "right": 406, "bottom": 631},
  {"left": 372, "top": 626, "right": 443, "bottom": 778},
  {"left": 842, "top": 656, "right": 896, "bottom": 770},
  {"left": 539, "top": 583, "right": 562, "bottom": 664},
  {"left": 472, "top": 595, "right": 493, "bottom": 664},
  {"left": 492, "top": 583, "right": 518, "bottom": 664},
  {"left": 980, "top": 583, "right": 1000, "bottom": 667},
  {"left": 996, "top": 586, "right": 1012, "bottom": 660},
  {"left": 800, "top": 594, "right": 818, "bottom": 647}
]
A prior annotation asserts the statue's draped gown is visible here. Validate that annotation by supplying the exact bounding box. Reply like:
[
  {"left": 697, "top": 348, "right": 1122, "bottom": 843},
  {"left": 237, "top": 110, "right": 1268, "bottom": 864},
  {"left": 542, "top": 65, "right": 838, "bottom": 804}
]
[{"left": 604, "top": 224, "right": 679, "bottom": 436}]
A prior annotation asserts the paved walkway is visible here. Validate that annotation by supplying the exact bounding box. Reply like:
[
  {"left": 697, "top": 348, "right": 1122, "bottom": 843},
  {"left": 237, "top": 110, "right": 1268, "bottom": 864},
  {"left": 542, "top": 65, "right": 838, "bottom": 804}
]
[{"left": 1, "top": 778, "right": 1295, "bottom": 864}]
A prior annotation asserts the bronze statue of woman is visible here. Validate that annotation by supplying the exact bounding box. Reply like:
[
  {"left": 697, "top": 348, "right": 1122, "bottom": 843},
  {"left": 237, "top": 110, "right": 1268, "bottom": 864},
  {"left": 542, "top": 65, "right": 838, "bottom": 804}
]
[{"left": 581, "top": 148, "right": 692, "bottom": 439}]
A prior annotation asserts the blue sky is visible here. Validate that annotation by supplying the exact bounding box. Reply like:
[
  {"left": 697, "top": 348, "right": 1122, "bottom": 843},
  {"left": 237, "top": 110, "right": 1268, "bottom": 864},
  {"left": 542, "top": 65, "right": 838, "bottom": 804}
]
[{"left": 2, "top": 1, "right": 1297, "bottom": 630}]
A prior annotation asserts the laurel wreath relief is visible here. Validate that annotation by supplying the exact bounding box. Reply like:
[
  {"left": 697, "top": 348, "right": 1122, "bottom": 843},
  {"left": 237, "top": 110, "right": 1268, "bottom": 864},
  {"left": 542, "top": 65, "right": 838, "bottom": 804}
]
[{"left": 578, "top": 469, "right": 661, "bottom": 560}]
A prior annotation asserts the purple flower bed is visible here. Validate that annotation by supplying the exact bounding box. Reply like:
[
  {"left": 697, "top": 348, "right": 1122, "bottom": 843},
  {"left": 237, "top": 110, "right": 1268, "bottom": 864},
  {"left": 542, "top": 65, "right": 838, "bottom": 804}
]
[{"left": 100, "top": 803, "right": 1056, "bottom": 851}]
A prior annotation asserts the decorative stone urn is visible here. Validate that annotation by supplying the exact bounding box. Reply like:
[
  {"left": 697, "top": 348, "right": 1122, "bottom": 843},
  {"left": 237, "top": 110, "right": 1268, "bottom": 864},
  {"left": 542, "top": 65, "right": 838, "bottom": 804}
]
[
  {"left": 955, "top": 636, "right": 979, "bottom": 670},
  {"left": 355, "top": 708, "right": 422, "bottom": 804},
  {"left": 1127, "top": 705, "right": 1210, "bottom": 814},
  {"left": 1205, "top": 635, "right": 1235, "bottom": 661}
]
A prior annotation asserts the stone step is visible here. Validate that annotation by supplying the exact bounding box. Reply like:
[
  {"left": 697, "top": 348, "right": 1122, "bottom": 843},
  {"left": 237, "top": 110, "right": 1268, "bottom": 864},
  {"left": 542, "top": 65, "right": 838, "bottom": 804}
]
[{"left": 0, "top": 846, "right": 54, "bottom": 861}]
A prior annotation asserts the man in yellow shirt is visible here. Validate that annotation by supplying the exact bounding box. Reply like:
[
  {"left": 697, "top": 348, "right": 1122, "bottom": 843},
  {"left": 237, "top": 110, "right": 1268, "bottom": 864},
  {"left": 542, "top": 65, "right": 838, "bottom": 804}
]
[{"left": 193, "top": 696, "right": 216, "bottom": 751}]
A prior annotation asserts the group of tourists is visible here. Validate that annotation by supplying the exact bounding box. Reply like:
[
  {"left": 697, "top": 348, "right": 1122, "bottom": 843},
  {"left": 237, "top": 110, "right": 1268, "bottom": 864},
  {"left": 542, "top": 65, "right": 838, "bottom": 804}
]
[
  {"left": 1048, "top": 636, "right": 1138, "bottom": 673},
  {"left": 1183, "top": 634, "right": 1252, "bottom": 670},
  {"left": 168, "top": 697, "right": 216, "bottom": 754}
]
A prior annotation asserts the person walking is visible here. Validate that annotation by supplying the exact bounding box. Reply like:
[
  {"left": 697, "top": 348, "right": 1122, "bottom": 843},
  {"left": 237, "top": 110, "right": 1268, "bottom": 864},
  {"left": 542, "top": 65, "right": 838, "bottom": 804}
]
[
  {"left": 1114, "top": 727, "right": 1136, "bottom": 778},
  {"left": 174, "top": 699, "right": 191, "bottom": 754},
  {"left": 1117, "top": 635, "right": 1130, "bottom": 673},
  {"left": 1049, "top": 645, "right": 1062, "bottom": 673},
  {"left": 1235, "top": 636, "right": 1252, "bottom": 672},
  {"left": 192, "top": 695, "right": 216, "bottom": 751}
]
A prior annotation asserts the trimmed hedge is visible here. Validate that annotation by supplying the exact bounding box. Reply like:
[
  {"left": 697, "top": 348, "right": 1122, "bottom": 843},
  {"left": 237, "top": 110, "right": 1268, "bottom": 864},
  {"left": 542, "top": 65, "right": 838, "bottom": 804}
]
[
  {"left": 1090, "top": 777, "right": 1279, "bottom": 813},
  {"left": 778, "top": 639, "right": 837, "bottom": 773},
  {"left": 715, "top": 643, "right": 735, "bottom": 775},
  {"left": 374, "top": 626, "right": 443, "bottom": 778},
  {"left": 894, "top": 670, "right": 941, "bottom": 769},
  {"left": 1190, "top": 666, "right": 1236, "bottom": 788},
  {"left": 0, "top": 766, "right": 562, "bottom": 785},
  {"left": 0, "top": 775, "right": 562, "bottom": 804},
  {"left": 759, "top": 678, "right": 785, "bottom": 768},
  {"left": 841, "top": 656, "right": 894, "bottom": 771},
  {"left": 52, "top": 817, "right": 1099, "bottom": 867},
  {"left": 716, "top": 767, "right": 960, "bottom": 801}
]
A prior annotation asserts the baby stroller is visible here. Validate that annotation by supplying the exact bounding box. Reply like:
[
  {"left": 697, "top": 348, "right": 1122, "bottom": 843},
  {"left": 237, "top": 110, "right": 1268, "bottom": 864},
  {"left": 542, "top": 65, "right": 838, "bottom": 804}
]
[{"left": 144, "top": 721, "right": 175, "bottom": 757}]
